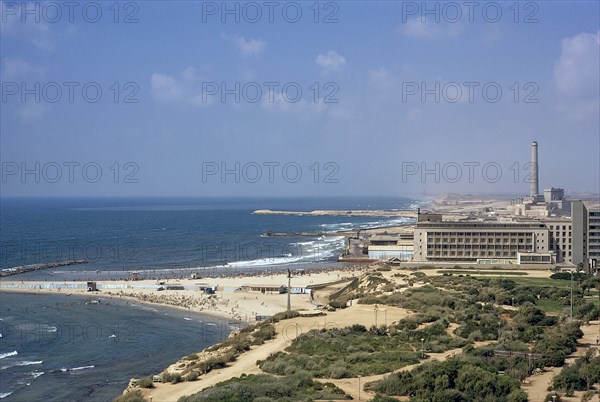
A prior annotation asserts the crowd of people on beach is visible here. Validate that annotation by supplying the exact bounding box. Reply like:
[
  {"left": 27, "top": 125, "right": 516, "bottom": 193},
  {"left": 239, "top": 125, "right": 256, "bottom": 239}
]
[{"left": 15, "top": 264, "right": 370, "bottom": 283}]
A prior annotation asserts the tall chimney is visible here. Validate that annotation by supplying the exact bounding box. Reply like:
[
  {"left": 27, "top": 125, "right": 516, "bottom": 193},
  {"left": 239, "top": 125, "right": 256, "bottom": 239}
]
[{"left": 530, "top": 141, "right": 539, "bottom": 197}]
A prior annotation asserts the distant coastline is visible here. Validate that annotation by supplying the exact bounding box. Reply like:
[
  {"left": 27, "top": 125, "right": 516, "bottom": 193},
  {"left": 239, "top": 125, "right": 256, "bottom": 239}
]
[{"left": 253, "top": 209, "right": 416, "bottom": 217}]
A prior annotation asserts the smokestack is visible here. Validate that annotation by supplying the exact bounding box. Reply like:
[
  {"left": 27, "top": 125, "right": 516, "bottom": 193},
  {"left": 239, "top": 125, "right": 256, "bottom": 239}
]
[{"left": 530, "top": 141, "right": 539, "bottom": 197}]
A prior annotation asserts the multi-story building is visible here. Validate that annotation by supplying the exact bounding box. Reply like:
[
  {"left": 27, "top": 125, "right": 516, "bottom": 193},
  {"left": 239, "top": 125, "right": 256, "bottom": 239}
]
[
  {"left": 413, "top": 221, "right": 551, "bottom": 264},
  {"left": 589, "top": 207, "right": 600, "bottom": 270},
  {"left": 572, "top": 201, "right": 589, "bottom": 269},
  {"left": 411, "top": 201, "right": 598, "bottom": 268},
  {"left": 542, "top": 218, "right": 572, "bottom": 264},
  {"left": 573, "top": 202, "right": 600, "bottom": 270}
]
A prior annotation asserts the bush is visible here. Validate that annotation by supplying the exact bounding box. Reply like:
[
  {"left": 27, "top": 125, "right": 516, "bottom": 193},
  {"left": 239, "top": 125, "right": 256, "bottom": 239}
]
[
  {"left": 171, "top": 373, "right": 182, "bottom": 384},
  {"left": 551, "top": 272, "right": 589, "bottom": 281},
  {"left": 329, "top": 299, "right": 348, "bottom": 309},
  {"left": 186, "top": 371, "right": 199, "bottom": 382},
  {"left": 270, "top": 310, "right": 300, "bottom": 322},
  {"left": 137, "top": 376, "right": 154, "bottom": 389},
  {"left": 183, "top": 353, "right": 199, "bottom": 361},
  {"left": 178, "top": 373, "right": 351, "bottom": 401},
  {"left": 370, "top": 359, "right": 524, "bottom": 401},
  {"left": 370, "top": 395, "right": 398, "bottom": 402},
  {"left": 162, "top": 372, "right": 182, "bottom": 384},
  {"left": 113, "top": 390, "right": 145, "bottom": 402}
]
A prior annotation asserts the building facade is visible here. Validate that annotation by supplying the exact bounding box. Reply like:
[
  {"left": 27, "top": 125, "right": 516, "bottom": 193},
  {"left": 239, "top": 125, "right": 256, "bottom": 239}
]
[
  {"left": 413, "top": 222, "right": 550, "bottom": 264},
  {"left": 542, "top": 218, "right": 573, "bottom": 264}
]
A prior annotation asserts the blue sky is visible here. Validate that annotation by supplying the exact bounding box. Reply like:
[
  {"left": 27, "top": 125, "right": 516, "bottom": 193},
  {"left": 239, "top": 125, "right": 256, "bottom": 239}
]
[{"left": 1, "top": 1, "right": 599, "bottom": 198}]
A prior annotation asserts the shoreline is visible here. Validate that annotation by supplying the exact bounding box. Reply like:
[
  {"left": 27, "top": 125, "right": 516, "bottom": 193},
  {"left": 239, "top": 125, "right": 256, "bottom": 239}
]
[
  {"left": 0, "top": 265, "right": 368, "bottom": 324},
  {"left": 0, "top": 288, "right": 239, "bottom": 325}
]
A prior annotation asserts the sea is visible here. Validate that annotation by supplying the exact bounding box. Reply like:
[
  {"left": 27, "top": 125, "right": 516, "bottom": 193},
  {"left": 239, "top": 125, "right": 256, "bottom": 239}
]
[{"left": 0, "top": 196, "right": 421, "bottom": 401}]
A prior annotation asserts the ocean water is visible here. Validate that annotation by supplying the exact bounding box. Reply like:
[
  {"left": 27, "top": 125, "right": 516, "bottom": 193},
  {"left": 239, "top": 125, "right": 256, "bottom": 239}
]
[
  {"left": 0, "top": 292, "right": 232, "bottom": 401},
  {"left": 0, "top": 197, "right": 420, "bottom": 279},
  {"left": 0, "top": 196, "right": 420, "bottom": 400}
]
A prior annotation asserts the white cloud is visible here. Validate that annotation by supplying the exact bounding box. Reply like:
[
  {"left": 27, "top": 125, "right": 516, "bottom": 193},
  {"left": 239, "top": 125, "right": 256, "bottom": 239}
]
[
  {"left": 18, "top": 102, "right": 48, "bottom": 121},
  {"left": 368, "top": 68, "right": 396, "bottom": 89},
  {"left": 554, "top": 31, "right": 600, "bottom": 120},
  {"left": 315, "top": 50, "right": 346, "bottom": 72},
  {"left": 260, "top": 90, "right": 326, "bottom": 116},
  {"left": 1, "top": 2, "right": 56, "bottom": 50},
  {"left": 401, "top": 18, "right": 464, "bottom": 39},
  {"left": 1, "top": 57, "right": 45, "bottom": 80},
  {"left": 554, "top": 31, "right": 600, "bottom": 98},
  {"left": 222, "top": 33, "right": 267, "bottom": 57},
  {"left": 182, "top": 66, "right": 201, "bottom": 82},
  {"left": 150, "top": 73, "right": 183, "bottom": 103},
  {"left": 150, "top": 67, "right": 218, "bottom": 107}
]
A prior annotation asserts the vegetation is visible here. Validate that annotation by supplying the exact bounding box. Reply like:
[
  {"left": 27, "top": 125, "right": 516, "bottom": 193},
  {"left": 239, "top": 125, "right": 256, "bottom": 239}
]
[
  {"left": 172, "top": 270, "right": 591, "bottom": 402},
  {"left": 551, "top": 349, "right": 600, "bottom": 393},
  {"left": 162, "top": 372, "right": 182, "bottom": 384},
  {"left": 441, "top": 270, "right": 528, "bottom": 276},
  {"left": 550, "top": 272, "right": 590, "bottom": 281},
  {"left": 205, "top": 321, "right": 276, "bottom": 354},
  {"left": 177, "top": 373, "right": 351, "bottom": 401},
  {"left": 177, "top": 311, "right": 304, "bottom": 380},
  {"left": 367, "top": 357, "right": 527, "bottom": 402},
  {"left": 113, "top": 391, "right": 145, "bottom": 402},
  {"left": 136, "top": 376, "right": 154, "bottom": 389},
  {"left": 259, "top": 324, "right": 425, "bottom": 378}
]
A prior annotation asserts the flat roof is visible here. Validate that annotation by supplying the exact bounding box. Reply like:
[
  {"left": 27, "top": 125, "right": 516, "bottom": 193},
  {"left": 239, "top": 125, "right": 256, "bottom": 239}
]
[{"left": 416, "top": 222, "right": 547, "bottom": 229}]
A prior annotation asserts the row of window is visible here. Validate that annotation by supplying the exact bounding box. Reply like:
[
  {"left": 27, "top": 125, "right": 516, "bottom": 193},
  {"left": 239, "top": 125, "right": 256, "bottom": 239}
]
[
  {"left": 429, "top": 251, "right": 518, "bottom": 257},
  {"left": 429, "top": 244, "right": 528, "bottom": 249},
  {"left": 427, "top": 232, "right": 533, "bottom": 237},
  {"left": 428, "top": 238, "right": 532, "bottom": 244}
]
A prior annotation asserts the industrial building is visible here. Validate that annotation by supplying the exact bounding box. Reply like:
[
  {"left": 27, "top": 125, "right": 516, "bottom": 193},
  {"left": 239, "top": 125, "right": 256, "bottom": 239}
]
[
  {"left": 362, "top": 140, "right": 597, "bottom": 269},
  {"left": 507, "top": 141, "right": 569, "bottom": 218}
]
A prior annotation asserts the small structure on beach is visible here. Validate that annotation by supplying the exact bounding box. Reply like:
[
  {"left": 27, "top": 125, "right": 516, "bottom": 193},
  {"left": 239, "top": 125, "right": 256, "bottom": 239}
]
[
  {"left": 241, "top": 284, "right": 288, "bottom": 294},
  {"left": 86, "top": 281, "right": 98, "bottom": 291}
]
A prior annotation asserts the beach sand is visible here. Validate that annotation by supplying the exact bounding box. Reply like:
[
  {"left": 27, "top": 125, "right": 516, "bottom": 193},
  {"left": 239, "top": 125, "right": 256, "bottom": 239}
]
[{"left": 0, "top": 267, "right": 367, "bottom": 323}]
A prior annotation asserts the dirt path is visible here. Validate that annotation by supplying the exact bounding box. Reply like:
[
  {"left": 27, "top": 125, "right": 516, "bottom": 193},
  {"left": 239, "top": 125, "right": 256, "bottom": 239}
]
[
  {"left": 522, "top": 320, "right": 600, "bottom": 402},
  {"left": 141, "top": 304, "right": 410, "bottom": 401}
]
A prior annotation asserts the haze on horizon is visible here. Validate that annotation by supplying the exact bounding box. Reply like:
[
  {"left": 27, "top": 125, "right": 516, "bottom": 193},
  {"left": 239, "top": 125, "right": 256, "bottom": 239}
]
[{"left": 1, "top": 1, "right": 599, "bottom": 199}]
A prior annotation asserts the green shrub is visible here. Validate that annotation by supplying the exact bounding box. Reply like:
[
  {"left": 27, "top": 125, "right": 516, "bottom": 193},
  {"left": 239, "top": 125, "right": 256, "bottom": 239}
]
[
  {"left": 137, "top": 376, "right": 154, "bottom": 389},
  {"left": 183, "top": 353, "right": 199, "bottom": 361},
  {"left": 171, "top": 373, "right": 182, "bottom": 384},
  {"left": 551, "top": 272, "right": 589, "bottom": 281},
  {"left": 113, "top": 390, "right": 145, "bottom": 402},
  {"left": 177, "top": 373, "right": 351, "bottom": 401},
  {"left": 186, "top": 371, "right": 199, "bottom": 382}
]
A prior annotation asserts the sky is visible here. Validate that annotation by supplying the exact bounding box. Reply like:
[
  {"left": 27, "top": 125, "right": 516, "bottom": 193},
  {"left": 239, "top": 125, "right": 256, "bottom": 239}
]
[{"left": 1, "top": 0, "right": 599, "bottom": 198}]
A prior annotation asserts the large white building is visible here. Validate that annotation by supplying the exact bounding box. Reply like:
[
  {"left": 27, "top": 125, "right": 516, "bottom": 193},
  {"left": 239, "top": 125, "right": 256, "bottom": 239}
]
[
  {"left": 413, "top": 221, "right": 551, "bottom": 264},
  {"left": 411, "top": 201, "right": 599, "bottom": 269}
]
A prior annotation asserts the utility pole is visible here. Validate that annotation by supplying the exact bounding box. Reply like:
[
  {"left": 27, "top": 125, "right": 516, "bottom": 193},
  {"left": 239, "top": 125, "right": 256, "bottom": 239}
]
[{"left": 287, "top": 269, "right": 292, "bottom": 311}]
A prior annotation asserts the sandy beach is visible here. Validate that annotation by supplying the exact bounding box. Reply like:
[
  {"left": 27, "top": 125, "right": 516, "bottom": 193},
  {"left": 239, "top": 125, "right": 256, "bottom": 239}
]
[
  {"left": 0, "top": 266, "right": 367, "bottom": 323},
  {"left": 1, "top": 261, "right": 583, "bottom": 402}
]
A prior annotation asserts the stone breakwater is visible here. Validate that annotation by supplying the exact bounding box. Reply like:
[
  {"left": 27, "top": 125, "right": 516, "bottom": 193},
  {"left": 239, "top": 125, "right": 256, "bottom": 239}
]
[{"left": 1, "top": 260, "right": 88, "bottom": 277}]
